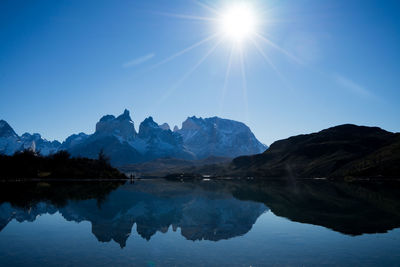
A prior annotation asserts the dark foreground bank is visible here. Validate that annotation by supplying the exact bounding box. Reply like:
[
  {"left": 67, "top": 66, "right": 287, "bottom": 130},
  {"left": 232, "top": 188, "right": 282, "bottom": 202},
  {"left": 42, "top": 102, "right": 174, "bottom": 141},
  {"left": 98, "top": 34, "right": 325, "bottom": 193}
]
[{"left": 0, "top": 150, "right": 127, "bottom": 180}]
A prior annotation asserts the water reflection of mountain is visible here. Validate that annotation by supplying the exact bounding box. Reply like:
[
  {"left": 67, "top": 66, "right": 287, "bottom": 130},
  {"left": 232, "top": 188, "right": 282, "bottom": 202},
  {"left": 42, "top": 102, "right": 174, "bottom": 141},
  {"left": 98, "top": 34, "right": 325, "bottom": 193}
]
[
  {"left": 0, "top": 181, "right": 267, "bottom": 247},
  {"left": 232, "top": 180, "right": 400, "bottom": 235},
  {"left": 1, "top": 180, "right": 400, "bottom": 248}
]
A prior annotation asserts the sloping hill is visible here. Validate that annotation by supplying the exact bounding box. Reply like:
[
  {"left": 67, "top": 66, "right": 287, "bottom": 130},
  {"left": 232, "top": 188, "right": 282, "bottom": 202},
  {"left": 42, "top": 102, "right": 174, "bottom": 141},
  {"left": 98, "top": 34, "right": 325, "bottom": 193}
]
[{"left": 230, "top": 124, "right": 400, "bottom": 178}]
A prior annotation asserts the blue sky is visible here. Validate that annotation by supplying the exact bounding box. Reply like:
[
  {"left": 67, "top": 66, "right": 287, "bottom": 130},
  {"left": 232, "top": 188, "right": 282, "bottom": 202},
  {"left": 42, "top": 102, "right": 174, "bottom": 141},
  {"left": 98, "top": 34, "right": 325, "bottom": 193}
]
[{"left": 1, "top": 0, "right": 399, "bottom": 145}]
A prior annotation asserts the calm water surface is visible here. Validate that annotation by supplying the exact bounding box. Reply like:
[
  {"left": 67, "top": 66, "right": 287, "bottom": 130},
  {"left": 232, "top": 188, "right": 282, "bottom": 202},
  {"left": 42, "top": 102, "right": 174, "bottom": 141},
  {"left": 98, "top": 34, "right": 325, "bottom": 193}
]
[{"left": 0, "top": 179, "right": 400, "bottom": 266}]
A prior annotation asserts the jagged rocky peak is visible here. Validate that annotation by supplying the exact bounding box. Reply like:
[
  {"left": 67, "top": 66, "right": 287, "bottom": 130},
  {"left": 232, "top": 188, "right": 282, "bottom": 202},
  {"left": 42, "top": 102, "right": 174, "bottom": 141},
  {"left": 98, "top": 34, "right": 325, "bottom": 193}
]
[
  {"left": 138, "top": 117, "right": 161, "bottom": 138},
  {"left": 20, "top": 132, "right": 61, "bottom": 155},
  {"left": 0, "top": 120, "right": 63, "bottom": 156},
  {"left": 116, "top": 109, "right": 132, "bottom": 121},
  {"left": 1, "top": 110, "right": 267, "bottom": 165},
  {"left": 180, "top": 116, "right": 251, "bottom": 135},
  {"left": 95, "top": 109, "right": 137, "bottom": 140},
  {"left": 181, "top": 116, "right": 204, "bottom": 131},
  {"left": 64, "top": 132, "right": 88, "bottom": 144},
  {"left": 20, "top": 133, "right": 41, "bottom": 151},
  {"left": 99, "top": 115, "right": 115, "bottom": 122},
  {"left": 21, "top": 132, "right": 42, "bottom": 141},
  {"left": 178, "top": 116, "right": 267, "bottom": 158},
  {"left": 138, "top": 117, "right": 189, "bottom": 159},
  {"left": 160, "top": 123, "right": 170, "bottom": 131},
  {"left": 0, "top": 120, "right": 18, "bottom": 138},
  {"left": 0, "top": 120, "right": 21, "bottom": 155},
  {"left": 59, "top": 132, "right": 88, "bottom": 153}
]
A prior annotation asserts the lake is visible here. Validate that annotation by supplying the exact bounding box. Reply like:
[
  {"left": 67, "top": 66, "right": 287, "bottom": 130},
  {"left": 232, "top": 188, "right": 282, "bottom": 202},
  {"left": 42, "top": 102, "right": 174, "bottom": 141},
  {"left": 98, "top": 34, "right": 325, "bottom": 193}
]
[{"left": 1, "top": 179, "right": 400, "bottom": 266}]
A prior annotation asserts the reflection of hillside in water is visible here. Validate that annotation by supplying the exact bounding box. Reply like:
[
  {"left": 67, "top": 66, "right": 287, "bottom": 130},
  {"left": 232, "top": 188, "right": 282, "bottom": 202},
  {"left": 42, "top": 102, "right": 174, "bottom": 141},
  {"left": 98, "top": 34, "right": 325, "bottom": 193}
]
[
  {"left": 232, "top": 179, "right": 400, "bottom": 235},
  {"left": 0, "top": 180, "right": 267, "bottom": 247},
  {"left": 1, "top": 179, "right": 400, "bottom": 248}
]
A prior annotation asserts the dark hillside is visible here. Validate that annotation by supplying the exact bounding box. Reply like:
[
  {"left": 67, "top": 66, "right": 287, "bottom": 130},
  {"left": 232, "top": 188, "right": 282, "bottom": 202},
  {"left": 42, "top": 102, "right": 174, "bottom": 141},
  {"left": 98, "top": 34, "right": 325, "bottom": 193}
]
[
  {"left": 230, "top": 124, "right": 400, "bottom": 178},
  {"left": 0, "top": 150, "right": 127, "bottom": 180}
]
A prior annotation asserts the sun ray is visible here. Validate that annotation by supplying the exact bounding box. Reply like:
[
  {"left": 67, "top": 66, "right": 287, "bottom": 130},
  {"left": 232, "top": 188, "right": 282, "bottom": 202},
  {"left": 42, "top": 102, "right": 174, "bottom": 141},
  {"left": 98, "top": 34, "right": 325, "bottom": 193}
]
[
  {"left": 151, "top": 11, "right": 217, "bottom": 22},
  {"left": 192, "top": 0, "right": 221, "bottom": 16},
  {"left": 149, "top": 38, "right": 224, "bottom": 112},
  {"left": 254, "top": 32, "right": 301, "bottom": 64},
  {"left": 239, "top": 47, "right": 249, "bottom": 121},
  {"left": 145, "top": 33, "right": 218, "bottom": 73},
  {"left": 251, "top": 38, "right": 294, "bottom": 92},
  {"left": 219, "top": 44, "right": 234, "bottom": 114},
  {"left": 139, "top": 0, "right": 299, "bottom": 115}
]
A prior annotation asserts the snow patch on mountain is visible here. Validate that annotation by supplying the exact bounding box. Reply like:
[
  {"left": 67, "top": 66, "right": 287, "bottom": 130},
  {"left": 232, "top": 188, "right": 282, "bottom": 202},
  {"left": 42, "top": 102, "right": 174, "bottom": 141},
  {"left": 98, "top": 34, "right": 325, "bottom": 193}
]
[
  {"left": 0, "top": 120, "right": 60, "bottom": 156},
  {"left": 178, "top": 116, "right": 267, "bottom": 158},
  {"left": 96, "top": 109, "right": 137, "bottom": 141},
  {"left": 0, "top": 109, "right": 267, "bottom": 165},
  {"left": 160, "top": 123, "right": 170, "bottom": 131},
  {"left": 21, "top": 133, "right": 61, "bottom": 155}
]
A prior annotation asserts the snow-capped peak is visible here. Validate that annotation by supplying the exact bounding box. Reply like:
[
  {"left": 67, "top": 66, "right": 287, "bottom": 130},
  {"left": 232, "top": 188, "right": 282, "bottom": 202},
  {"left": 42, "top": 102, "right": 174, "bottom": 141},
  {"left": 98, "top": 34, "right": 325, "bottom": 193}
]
[
  {"left": 178, "top": 116, "right": 267, "bottom": 158},
  {"left": 1, "top": 110, "right": 267, "bottom": 165},
  {"left": 160, "top": 123, "right": 170, "bottom": 131},
  {"left": 138, "top": 117, "right": 161, "bottom": 138},
  {"left": 95, "top": 109, "right": 137, "bottom": 141},
  {"left": 0, "top": 120, "right": 18, "bottom": 138}
]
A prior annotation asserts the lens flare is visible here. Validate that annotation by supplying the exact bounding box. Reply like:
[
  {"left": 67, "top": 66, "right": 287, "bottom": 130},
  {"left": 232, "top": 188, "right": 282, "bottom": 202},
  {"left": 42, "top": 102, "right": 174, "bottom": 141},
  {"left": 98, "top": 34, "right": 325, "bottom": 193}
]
[{"left": 219, "top": 3, "right": 258, "bottom": 42}]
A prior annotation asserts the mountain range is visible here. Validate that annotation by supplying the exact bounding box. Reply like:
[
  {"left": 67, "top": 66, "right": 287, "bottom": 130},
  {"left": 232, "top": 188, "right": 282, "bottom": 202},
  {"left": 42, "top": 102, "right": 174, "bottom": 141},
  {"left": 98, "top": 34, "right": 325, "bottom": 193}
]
[
  {"left": 141, "top": 124, "right": 399, "bottom": 179},
  {"left": 0, "top": 109, "right": 267, "bottom": 166}
]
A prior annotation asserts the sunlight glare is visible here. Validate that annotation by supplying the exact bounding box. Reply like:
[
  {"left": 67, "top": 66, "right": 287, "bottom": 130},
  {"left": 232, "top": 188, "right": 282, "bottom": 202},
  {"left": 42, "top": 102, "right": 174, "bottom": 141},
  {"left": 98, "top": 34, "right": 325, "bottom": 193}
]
[{"left": 219, "top": 3, "right": 258, "bottom": 43}]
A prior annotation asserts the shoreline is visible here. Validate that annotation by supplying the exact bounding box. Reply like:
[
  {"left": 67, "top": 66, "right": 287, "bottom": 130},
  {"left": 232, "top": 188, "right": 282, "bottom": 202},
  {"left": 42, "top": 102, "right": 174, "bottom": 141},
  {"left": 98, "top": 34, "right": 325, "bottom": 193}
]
[{"left": 1, "top": 177, "right": 400, "bottom": 183}]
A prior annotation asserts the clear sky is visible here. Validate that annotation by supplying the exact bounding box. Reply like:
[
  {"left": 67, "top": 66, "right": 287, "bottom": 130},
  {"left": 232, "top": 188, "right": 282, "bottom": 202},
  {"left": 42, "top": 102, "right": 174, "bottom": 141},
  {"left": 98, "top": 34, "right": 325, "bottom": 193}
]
[{"left": 1, "top": 0, "right": 399, "bottom": 145}]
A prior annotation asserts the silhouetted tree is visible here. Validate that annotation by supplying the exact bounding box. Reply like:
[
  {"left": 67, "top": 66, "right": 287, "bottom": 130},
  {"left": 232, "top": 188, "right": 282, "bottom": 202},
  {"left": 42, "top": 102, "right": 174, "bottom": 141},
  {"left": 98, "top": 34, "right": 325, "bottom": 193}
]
[
  {"left": 51, "top": 150, "right": 71, "bottom": 161},
  {"left": 0, "top": 149, "right": 126, "bottom": 180},
  {"left": 98, "top": 149, "right": 110, "bottom": 166}
]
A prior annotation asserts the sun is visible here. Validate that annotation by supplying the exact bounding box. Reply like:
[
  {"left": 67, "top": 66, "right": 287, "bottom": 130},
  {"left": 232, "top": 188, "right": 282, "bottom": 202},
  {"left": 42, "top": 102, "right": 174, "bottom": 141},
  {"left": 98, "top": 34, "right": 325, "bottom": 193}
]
[
  {"left": 146, "top": 1, "right": 293, "bottom": 117},
  {"left": 218, "top": 3, "right": 258, "bottom": 43}
]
